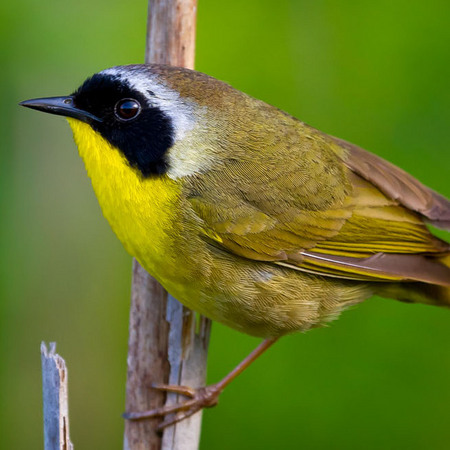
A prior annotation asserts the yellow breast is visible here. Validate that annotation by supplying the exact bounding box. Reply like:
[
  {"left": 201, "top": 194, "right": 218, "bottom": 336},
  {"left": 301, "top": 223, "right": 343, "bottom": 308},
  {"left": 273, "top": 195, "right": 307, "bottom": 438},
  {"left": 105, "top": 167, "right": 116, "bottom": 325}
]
[{"left": 68, "top": 119, "right": 183, "bottom": 281}]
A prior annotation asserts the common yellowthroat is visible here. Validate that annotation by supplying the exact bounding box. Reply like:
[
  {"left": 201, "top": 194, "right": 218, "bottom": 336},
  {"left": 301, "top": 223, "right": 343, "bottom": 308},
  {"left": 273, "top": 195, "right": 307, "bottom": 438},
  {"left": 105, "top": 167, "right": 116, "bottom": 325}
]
[{"left": 21, "top": 65, "right": 450, "bottom": 426}]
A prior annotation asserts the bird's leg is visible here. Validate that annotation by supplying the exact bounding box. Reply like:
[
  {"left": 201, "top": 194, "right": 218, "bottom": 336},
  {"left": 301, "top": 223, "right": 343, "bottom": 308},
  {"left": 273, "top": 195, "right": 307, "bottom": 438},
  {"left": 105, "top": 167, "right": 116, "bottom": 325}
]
[{"left": 123, "top": 338, "right": 278, "bottom": 430}]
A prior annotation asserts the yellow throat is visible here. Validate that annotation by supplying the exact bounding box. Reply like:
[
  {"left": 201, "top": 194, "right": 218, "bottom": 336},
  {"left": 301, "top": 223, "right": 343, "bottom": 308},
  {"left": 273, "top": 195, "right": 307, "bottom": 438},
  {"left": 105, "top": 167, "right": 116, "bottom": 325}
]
[{"left": 68, "top": 118, "right": 182, "bottom": 279}]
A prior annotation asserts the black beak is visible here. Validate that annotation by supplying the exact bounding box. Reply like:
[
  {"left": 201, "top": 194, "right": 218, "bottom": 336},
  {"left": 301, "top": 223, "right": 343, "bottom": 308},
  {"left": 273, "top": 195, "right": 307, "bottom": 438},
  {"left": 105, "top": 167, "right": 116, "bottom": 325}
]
[{"left": 19, "top": 96, "right": 102, "bottom": 123}]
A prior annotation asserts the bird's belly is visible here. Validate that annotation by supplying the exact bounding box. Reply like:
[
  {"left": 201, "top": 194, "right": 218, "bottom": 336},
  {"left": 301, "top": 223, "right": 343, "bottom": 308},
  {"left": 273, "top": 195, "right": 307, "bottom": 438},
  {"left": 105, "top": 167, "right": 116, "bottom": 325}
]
[{"left": 150, "top": 246, "right": 372, "bottom": 338}]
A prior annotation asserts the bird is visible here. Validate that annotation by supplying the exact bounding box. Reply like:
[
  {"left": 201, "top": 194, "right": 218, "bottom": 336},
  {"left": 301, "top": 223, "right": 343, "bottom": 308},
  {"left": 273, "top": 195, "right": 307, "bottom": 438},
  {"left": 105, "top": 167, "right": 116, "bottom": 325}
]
[{"left": 20, "top": 64, "right": 450, "bottom": 428}]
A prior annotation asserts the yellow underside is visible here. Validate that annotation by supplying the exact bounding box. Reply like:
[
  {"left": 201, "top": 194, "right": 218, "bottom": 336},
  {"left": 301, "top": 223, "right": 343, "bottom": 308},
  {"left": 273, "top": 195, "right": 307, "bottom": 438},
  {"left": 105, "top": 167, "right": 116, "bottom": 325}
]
[{"left": 68, "top": 119, "right": 191, "bottom": 290}]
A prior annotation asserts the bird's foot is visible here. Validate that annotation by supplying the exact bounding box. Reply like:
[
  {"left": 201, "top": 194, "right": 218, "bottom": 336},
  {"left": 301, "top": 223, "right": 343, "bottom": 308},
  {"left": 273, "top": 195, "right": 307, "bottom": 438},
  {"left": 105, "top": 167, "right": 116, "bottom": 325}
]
[
  {"left": 123, "top": 340, "right": 278, "bottom": 430},
  {"left": 123, "top": 383, "right": 222, "bottom": 430}
]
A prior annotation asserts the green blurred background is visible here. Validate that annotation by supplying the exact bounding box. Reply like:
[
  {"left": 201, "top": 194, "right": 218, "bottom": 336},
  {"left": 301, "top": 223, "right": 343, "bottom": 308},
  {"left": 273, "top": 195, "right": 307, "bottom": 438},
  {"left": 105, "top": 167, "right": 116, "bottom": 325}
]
[{"left": 2, "top": 0, "right": 450, "bottom": 448}]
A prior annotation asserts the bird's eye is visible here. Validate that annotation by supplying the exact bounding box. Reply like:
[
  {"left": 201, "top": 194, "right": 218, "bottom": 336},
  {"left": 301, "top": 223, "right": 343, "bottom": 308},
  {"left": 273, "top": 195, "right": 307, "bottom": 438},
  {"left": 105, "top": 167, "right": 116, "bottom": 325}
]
[{"left": 114, "top": 98, "right": 141, "bottom": 121}]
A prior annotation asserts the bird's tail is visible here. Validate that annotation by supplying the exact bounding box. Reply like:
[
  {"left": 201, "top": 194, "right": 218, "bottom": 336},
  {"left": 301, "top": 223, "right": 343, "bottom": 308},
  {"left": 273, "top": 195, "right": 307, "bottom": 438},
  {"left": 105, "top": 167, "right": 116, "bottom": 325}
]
[{"left": 377, "top": 254, "right": 450, "bottom": 307}]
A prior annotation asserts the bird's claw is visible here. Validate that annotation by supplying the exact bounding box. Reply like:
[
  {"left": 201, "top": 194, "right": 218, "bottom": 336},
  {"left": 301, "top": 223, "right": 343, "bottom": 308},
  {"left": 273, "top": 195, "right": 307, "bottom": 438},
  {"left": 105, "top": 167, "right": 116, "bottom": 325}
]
[{"left": 123, "top": 383, "right": 222, "bottom": 430}]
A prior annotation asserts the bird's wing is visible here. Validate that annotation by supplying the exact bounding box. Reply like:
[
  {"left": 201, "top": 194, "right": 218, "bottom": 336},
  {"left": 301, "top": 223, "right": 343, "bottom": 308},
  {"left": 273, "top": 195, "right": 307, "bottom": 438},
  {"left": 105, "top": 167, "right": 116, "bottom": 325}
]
[
  {"left": 186, "top": 130, "right": 450, "bottom": 286},
  {"left": 285, "top": 173, "right": 450, "bottom": 285}
]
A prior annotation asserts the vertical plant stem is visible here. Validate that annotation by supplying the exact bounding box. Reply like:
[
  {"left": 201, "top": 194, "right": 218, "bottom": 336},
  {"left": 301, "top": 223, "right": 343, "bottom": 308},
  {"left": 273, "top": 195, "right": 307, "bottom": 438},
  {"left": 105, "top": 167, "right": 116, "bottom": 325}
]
[
  {"left": 124, "top": 262, "right": 170, "bottom": 450},
  {"left": 124, "top": 1, "right": 211, "bottom": 449}
]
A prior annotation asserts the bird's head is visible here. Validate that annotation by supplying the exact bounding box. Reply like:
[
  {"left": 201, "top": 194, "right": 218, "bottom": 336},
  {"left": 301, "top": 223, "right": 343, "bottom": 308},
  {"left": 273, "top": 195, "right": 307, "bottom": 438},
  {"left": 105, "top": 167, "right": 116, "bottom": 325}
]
[{"left": 20, "top": 64, "right": 238, "bottom": 178}]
